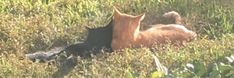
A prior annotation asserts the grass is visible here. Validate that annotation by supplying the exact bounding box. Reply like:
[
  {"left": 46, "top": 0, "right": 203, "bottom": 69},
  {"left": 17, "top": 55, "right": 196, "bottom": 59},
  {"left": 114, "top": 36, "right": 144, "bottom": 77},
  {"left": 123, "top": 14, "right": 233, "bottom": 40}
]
[{"left": 0, "top": 0, "right": 234, "bottom": 77}]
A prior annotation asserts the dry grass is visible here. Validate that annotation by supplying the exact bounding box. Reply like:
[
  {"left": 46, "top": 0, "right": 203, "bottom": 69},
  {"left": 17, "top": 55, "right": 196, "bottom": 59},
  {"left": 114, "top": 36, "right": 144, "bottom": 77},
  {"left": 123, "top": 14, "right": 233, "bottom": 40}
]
[{"left": 0, "top": 0, "right": 234, "bottom": 77}]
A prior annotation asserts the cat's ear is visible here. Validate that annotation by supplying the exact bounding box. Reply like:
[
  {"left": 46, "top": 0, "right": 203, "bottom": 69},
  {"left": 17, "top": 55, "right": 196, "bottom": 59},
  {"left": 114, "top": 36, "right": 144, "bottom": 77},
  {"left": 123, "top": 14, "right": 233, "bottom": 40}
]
[
  {"left": 113, "top": 6, "right": 122, "bottom": 19},
  {"left": 135, "top": 13, "right": 145, "bottom": 21},
  {"left": 85, "top": 26, "right": 91, "bottom": 30}
]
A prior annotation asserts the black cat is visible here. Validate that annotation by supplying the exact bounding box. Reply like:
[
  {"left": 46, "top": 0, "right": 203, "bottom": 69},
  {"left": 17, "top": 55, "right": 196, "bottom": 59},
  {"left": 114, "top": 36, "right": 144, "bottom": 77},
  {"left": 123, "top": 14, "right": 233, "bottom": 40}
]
[
  {"left": 26, "top": 19, "right": 113, "bottom": 62},
  {"left": 65, "top": 19, "right": 113, "bottom": 57}
]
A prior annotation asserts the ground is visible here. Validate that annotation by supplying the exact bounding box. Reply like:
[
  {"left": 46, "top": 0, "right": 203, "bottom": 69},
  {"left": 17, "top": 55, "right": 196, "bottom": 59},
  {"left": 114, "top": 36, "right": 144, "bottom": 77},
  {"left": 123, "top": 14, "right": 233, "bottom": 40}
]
[{"left": 0, "top": 0, "right": 234, "bottom": 77}]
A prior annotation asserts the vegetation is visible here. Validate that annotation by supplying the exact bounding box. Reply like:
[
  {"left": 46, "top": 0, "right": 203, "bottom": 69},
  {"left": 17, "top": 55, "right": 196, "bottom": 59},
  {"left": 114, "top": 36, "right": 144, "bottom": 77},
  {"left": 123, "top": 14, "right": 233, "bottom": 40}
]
[{"left": 0, "top": 0, "right": 233, "bottom": 77}]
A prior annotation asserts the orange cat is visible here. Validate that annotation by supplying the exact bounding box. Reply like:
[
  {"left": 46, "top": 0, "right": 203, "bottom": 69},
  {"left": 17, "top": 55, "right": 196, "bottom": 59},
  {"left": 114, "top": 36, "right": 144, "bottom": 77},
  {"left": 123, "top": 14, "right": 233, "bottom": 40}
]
[{"left": 111, "top": 7, "right": 197, "bottom": 50}]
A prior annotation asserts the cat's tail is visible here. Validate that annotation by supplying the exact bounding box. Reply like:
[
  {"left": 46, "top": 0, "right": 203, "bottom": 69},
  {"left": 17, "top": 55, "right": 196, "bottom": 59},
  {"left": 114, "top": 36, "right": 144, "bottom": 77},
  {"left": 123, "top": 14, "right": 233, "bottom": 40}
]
[
  {"left": 25, "top": 46, "right": 66, "bottom": 62},
  {"left": 163, "top": 11, "right": 182, "bottom": 24}
]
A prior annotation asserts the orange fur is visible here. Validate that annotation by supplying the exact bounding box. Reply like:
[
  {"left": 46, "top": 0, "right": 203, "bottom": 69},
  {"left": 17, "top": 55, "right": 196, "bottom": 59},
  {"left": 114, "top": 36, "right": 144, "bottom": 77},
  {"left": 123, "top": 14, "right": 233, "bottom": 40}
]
[{"left": 111, "top": 7, "right": 197, "bottom": 50}]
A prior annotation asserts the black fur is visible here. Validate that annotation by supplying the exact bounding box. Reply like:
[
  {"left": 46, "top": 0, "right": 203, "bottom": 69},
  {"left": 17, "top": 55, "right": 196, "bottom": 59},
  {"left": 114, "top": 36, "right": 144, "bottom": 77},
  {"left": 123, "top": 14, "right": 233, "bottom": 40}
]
[
  {"left": 26, "top": 19, "right": 113, "bottom": 62},
  {"left": 64, "top": 19, "right": 113, "bottom": 57},
  {"left": 84, "top": 20, "right": 113, "bottom": 50}
]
